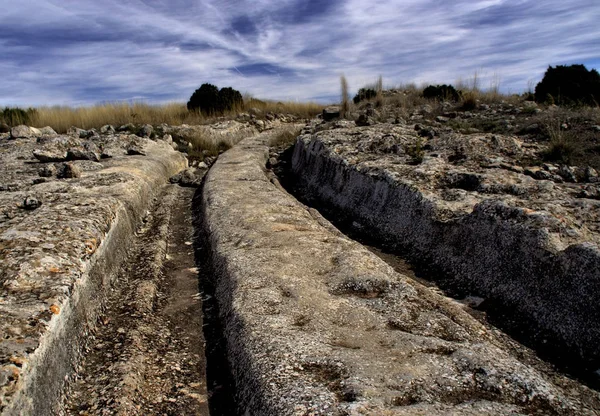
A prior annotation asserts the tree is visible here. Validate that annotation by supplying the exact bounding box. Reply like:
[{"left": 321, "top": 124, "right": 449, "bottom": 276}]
[
  {"left": 534, "top": 64, "right": 600, "bottom": 106},
  {"left": 187, "top": 83, "right": 220, "bottom": 114}
]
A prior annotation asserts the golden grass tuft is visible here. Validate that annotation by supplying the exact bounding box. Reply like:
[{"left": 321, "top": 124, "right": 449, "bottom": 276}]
[{"left": 340, "top": 75, "right": 350, "bottom": 118}]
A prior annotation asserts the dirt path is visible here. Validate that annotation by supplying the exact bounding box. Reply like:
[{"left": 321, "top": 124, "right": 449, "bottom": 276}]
[{"left": 61, "top": 184, "right": 209, "bottom": 416}]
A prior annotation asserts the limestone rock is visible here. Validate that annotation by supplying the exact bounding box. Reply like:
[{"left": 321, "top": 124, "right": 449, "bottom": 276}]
[
  {"left": 67, "top": 126, "right": 88, "bottom": 138},
  {"left": 138, "top": 124, "right": 153, "bottom": 138},
  {"left": 22, "top": 196, "right": 42, "bottom": 210},
  {"left": 32, "top": 149, "right": 68, "bottom": 163},
  {"left": 38, "top": 164, "right": 57, "bottom": 177},
  {"left": 56, "top": 162, "right": 82, "bottom": 179},
  {"left": 322, "top": 106, "right": 340, "bottom": 121},
  {"left": 10, "top": 125, "right": 41, "bottom": 139},
  {"left": 100, "top": 124, "right": 116, "bottom": 134}
]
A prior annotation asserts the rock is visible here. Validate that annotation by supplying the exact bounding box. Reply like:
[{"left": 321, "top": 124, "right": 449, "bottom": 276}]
[
  {"left": 237, "top": 112, "right": 251, "bottom": 121},
  {"left": 0, "top": 123, "right": 9, "bottom": 133},
  {"left": 522, "top": 123, "right": 540, "bottom": 134},
  {"left": 67, "top": 142, "right": 101, "bottom": 162},
  {"left": 118, "top": 123, "right": 135, "bottom": 132},
  {"left": 22, "top": 196, "right": 42, "bottom": 210},
  {"left": 100, "top": 125, "right": 116, "bottom": 134},
  {"left": 67, "top": 126, "right": 89, "bottom": 138},
  {"left": 169, "top": 168, "right": 203, "bottom": 187},
  {"left": 67, "top": 148, "right": 100, "bottom": 162},
  {"left": 355, "top": 114, "right": 375, "bottom": 127},
  {"left": 39, "top": 126, "right": 57, "bottom": 136},
  {"left": 171, "top": 142, "right": 178, "bottom": 150},
  {"left": 265, "top": 113, "right": 275, "bottom": 121},
  {"left": 127, "top": 144, "right": 147, "bottom": 156},
  {"left": 322, "top": 107, "right": 340, "bottom": 121},
  {"left": 248, "top": 107, "right": 263, "bottom": 116},
  {"left": 161, "top": 134, "right": 173, "bottom": 144},
  {"left": 32, "top": 149, "right": 68, "bottom": 163},
  {"left": 435, "top": 116, "right": 449, "bottom": 123},
  {"left": 138, "top": 124, "right": 153, "bottom": 138},
  {"left": 56, "top": 162, "right": 82, "bottom": 179},
  {"left": 38, "top": 164, "right": 57, "bottom": 177},
  {"left": 198, "top": 161, "right": 208, "bottom": 169},
  {"left": 10, "top": 125, "right": 41, "bottom": 139}
]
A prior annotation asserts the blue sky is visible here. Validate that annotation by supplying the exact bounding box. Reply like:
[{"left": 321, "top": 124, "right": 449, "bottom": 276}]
[{"left": 1, "top": 0, "right": 599, "bottom": 106}]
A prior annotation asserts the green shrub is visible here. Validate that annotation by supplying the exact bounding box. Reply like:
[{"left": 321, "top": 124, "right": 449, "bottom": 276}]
[
  {"left": 353, "top": 88, "right": 377, "bottom": 104},
  {"left": 534, "top": 64, "right": 600, "bottom": 106},
  {"left": 187, "top": 84, "right": 243, "bottom": 115},
  {"left": 405, "top": 138, "right": 425, "bottom": 164},
  {"left": 187, "top": 83, "right": 219, "bottom": 114},
  {"left": 217, "top": 87, "right": 243, "bottom": 113},
  {"left": 423, "top": 84, "right": 460, "bottom": 101}
]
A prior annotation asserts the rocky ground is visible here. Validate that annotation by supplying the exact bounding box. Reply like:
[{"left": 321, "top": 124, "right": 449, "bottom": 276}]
[
  {"left": 201, "top": 129, "right": 600, "bottom": 415},
  {"left": 2, "top": 94, "right": 600, "bottom": 415},
  {"left": 284, "top": 95, "right": 600, "bottom": 390}
]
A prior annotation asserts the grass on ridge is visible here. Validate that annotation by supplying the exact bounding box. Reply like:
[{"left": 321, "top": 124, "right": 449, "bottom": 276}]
[{"left": 24, "top": 100, "right": 322, "bottom": 133}]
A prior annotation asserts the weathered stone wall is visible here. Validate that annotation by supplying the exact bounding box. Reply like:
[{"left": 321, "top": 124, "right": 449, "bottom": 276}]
[
  {"left": 200, "top": 132, "right": 600, "bottom": 415},
  {"left": 0, "top": 133, "right": 187, "bottom": 415},
  {"left": 291, "top": 135, "right": 600, "bottom": 367}
]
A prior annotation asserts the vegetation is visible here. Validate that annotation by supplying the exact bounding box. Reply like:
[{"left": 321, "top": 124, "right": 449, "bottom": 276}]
[
  {"left": 1, "top": 107, "right": 37, "bottom": 127},
  {"left": 535, "top": 64, "right": 600, "bottom": 106},
  {"left": 423, "top": 84, "right": 460, "bottom": 101},
  {"left": 18, "top": 100, "right": 321, "bottom": 133},
  {"left": 353, "top": 88, "right": 377, "bottom": 104},
  {"left": 269, "top": 127, "right": 302, "bottom": 147},
  {"left": 187, "top": 83, "right": 243, "bottom": 115},
  {"left": 340, "top": 76, "right": 349, "bottom": 118}
]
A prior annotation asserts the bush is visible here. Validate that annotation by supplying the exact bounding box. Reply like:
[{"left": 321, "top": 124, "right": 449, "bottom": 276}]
[
  {"left": 217, "top": 87, "right": 243, "bottom": 113},
  {"left": 187, "top": 83, "right": 219, "bottom": 114},
  {"left": 423, "top": 84, "right": 461, "bottom": 101},
  {"left": 460, "top": 92, "right": 478, "bottom": 110},
  {"left": 187, "top": 84, "right": 243, "bottom": 115},
  {"left": 353, "top": 88, "right": 377, "bottom": 104},
  {"left": 0, "top": 107, "right": 37, "bottom": 126},
  {"left": 534, "top": 64, "right": 600, "bottom": 106}
]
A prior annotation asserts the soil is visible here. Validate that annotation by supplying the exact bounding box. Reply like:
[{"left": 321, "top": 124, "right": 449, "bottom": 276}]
[{"left": 61, "top": 185, "right": 209, "bottom": 416}]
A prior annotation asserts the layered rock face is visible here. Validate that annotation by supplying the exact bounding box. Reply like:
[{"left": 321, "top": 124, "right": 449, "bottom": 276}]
[
  {"left": 291, "top": 118, "right": 600, "bottom": 371},
  {"left": 0, "top": 129, "right": 186, "bottom": 414},
  {"left": 200, "top": 131, "right": 600, "bottom": 415}
]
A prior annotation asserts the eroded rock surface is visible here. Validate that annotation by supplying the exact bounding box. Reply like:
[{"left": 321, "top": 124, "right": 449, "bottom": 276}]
[
  {"left": 200, "top": 131, "right": 600, "bottom": 415},
  {"left": 0, "top": 129, "right": 187, "bottom": 414},
  {"left": 291, "top": 118, "right": 600, "bottom": 375}
]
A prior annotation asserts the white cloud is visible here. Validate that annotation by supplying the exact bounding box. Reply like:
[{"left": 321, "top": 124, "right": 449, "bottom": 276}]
[{"left": 0, "top": 0, "right": 599, "bottom": 105}]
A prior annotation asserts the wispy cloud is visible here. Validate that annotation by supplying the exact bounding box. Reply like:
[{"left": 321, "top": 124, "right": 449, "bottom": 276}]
[{"left": 1, "top": 0, "right": 599, "bottom": 105}]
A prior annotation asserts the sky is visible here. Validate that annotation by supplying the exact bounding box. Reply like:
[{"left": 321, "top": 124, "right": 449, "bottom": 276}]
[{"left": 1, "top": 0, "right": 600, "bottom": 106}]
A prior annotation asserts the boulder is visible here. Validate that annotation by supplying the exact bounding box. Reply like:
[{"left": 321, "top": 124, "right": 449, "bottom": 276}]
[
  {"left": 10, "top": 125, "right": 41, "bottom": 139},
  {"left": 32, "top": 149, "right": 68, "bottom": 163},
  {"left": 39, "top": 126, "right": 58, "bottom": 136},
  {"left": 100, "top": 125, "right": 116, "bottom": 134},
  {"left": 38, "top": 164, "right": 57, "bottom": 177},
  {"left": 322, "top": 106, "right": 340, "bottom": 121},
  {"left": 67, "top": 126, "right": 89, "bottom": 138},
  {"left": 56, "top": 162, "right": 82, "bottom": 179},
  {"left": 138, "top": 124, "right": 153, "bottom": 138}
]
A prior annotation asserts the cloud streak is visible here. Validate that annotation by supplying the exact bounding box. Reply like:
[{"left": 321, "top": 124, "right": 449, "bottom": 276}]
[{"left": 1, "top": 0, "right": 599, "bottom": 105}]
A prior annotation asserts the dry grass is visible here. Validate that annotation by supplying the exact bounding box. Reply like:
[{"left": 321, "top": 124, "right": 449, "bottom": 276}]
[
  {"left": 340, "top": 75, "right": 350, "bottom": 118},
  {"left": 174, "top": 124, "right": 258, "bottom": 159},
  {"left": 269, "top": 126, "right": 303, "bottom": 148},
  {"left": 28, "top": 99, "right": 322, "bottom": 133}
]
